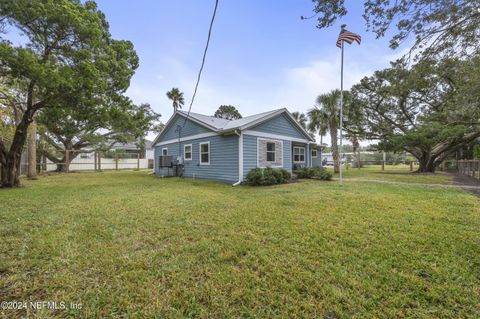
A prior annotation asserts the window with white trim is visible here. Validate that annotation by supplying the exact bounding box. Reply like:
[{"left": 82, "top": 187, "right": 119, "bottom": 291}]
[
  {"left": 184, "top": 144, "right": 192, "bottom": 161},
  {"left": 199, "top": 142, "right": 210, "bottom": 165},
  {"left": 162, "top": 148, "right": 168, "bottom": 156},
  {"left": 258, "top": 138, "right": 283, "bottom": 167},
  {"left": 312, "top": 149, "right": 318, "bottom": 158},
  {"left": 266, "top": 142, "right": 276, "bottom": 162},
  {"left": 293, "top": 147, "right": 305, "bottom": 163}
]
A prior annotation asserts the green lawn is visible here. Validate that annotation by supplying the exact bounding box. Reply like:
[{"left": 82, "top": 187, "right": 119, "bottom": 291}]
[
  {"left": 329, "top": 164, "right": 454, "bottom": 184},
  {"left": 1, "top": 171, "right": 479, "bottom": 318}
]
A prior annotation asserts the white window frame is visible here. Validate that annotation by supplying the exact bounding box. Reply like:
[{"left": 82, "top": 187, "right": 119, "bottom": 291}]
[
  {"left": 199, "top": 141, "right": 210, "bottom": 165},
  {"left": 257, "top": 138, "right": 283, "bottom": 168},
  {"left": 183, "top": 144, "right": 192, "bottom": 161},
  {"left": 266, "top": 142, "right": 276, "bottom": 163},
  {"left": 162, "top": 148, "right": 168, "bottom": 156},
  {"left": 312, "top": 149, "right": 318, "bottom": 158},
  {"left": 293, "top": 146, "right": 305, "bottom": 163}
]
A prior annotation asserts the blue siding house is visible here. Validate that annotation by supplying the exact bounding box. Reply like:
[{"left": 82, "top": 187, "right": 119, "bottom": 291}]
[{"left": 152, "top": 108, "right": 321, "bottom": 184}]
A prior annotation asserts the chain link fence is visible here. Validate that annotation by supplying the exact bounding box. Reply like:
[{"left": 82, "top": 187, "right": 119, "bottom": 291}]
[{"left": 455, "top": 160, "right": 480, "bottom": 181}]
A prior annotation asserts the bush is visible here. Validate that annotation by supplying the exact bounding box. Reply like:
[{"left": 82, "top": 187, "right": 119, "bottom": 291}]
[
  {"left": 245, "top": 167, "right": 291, "bottom": 186},
  {"left": 312, "top": 167, "right": 332, "bottom": 180},
  {"left": 263, "top": 167, "right": 278, "bottom": 186},
  {"left": 245, "top": 167, "right": 264, "bottom": 186},
  {"left": 294, "top": 167, "right": 332, "bottom": 181},
  {"left": 294, "top": 167, "right": 313, "bottom": 178}
]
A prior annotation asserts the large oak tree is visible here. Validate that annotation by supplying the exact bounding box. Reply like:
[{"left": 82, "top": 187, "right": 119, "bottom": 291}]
[
  {"left": 0, "top": 0, "right": 140, "bottom": 186},
  {"left": 351, "top": 56, "right": 480, "bottom": 172}
]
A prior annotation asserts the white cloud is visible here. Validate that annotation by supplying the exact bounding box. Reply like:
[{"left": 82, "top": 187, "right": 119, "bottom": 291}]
[{"left": 274, "top": 56, "right": 372, "bottom": 114}]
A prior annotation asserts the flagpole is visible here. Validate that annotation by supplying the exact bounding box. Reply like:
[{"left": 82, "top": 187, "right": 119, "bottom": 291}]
[{"left": 339, "top": 25, "right": 345, "bottom": 186}]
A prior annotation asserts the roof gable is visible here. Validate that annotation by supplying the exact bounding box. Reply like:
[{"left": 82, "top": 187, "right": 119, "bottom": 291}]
[
  {"left": 153, "top": 113, "right": 214, "bottom": 145},
  {"left": 249, "top": 113, "right": 311, "bottom": 141}
]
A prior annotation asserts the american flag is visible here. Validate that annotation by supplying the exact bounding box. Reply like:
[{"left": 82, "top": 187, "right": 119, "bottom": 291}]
[{"left": 336, "top": 28, "right": 361, "bottom": 48}]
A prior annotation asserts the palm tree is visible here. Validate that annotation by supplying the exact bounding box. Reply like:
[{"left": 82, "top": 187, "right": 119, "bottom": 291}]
[
  {"left": 291, "top": 111, "right": 307, "bottom": 130},
  {"left": 308, "top": 90, "right": 342, "bottom": 173},
  {"left": 307, "top": 109, "right": 328, "bottom": 146},
  {"left": 166, "top": 88, "right": 185, "bottom": 112}
]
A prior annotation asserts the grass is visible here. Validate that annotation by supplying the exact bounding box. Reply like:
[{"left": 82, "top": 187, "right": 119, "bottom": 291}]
[
  {"left": 0, "top": 170, "right": 479, "bottom": 318},
  {"left": 328, "top": 164, "right": 454, "bottom": 184}
]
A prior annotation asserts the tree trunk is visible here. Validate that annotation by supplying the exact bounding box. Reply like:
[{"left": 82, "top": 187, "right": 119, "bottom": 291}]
[
  {"left": 55, "top": 150, "right": 79, "bottom": 172},
  {"left": 417, "top": 154, "right": 437, "bottom": 173},
  {"left": 1, "top": 111, "right": 35, "bottom": 187},
  {"left": 27, "top": 120, "right": 37, "bottom": 179},
  {"left": 1, "top": 81, "right": 38, "bottom": 187},
  {"left": 330, "top": 121, "right": 340, "bottom": 173},
  {"left": 1, "top": 150, "right": 22, "bottom": 187}
]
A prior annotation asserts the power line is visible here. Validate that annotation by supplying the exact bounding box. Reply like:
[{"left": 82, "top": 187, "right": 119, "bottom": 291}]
[{"left": 183, "top": 0, "right": 219, "bottom": 127}]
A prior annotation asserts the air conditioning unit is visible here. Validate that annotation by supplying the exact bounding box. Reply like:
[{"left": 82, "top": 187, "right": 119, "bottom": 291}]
[{"left": 159, "top": 155, "right": 172, "bottom": 168}]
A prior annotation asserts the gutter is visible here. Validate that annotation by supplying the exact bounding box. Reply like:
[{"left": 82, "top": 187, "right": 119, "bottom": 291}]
[{"left": 232, "top": 129, "right": 243, "bottom": 186}]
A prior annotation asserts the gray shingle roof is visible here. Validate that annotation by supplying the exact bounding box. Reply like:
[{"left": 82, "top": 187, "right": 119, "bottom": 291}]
[
  {"left": 153, "top": 108, "right": 315, "bottom": 146},
  {"left": 177, "top": 108, "right": 284, "bottom": 131}
]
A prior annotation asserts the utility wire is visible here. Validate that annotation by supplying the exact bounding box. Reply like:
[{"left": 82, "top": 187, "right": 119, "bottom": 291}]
[{"left": 183, "top": 0, "right": 219, "bottom": 127}]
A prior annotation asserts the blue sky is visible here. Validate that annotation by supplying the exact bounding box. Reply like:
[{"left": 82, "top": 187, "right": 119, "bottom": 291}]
[{"left": 96, "top": 0, "right": 408, "bottom": 134}]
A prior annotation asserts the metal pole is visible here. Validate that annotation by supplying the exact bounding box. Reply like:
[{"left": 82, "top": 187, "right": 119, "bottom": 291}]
[
  {"left": 137, "top": 153, "right": 140, "bottom": 170},
  {"left": 339, "top": 35, "right": 344, "bottom": 185}
]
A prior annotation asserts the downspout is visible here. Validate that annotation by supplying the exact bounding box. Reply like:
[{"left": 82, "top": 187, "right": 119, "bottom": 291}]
[{"left": 232, "top": 129, "right": 243, "bottom": 186}]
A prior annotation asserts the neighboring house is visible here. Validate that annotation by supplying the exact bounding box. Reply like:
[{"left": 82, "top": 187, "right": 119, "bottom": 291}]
[
  {"left": 152, "top": 108, "right": 322, "bottom": 184},
  {"left": 110, "top": 140, "right": 154, "bottom": 160}
]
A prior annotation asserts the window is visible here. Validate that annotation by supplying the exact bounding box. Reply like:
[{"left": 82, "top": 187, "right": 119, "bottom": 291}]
[
  {"left": 199, "top": 142, "right": 210, "bottom": 165},
  {"left": 312, "top": 149, "right": 318, "bottom": 158},
  {"left": 184, "top": 144, "right": 192, "bottom": 161},
  {"left": 266, "top": 142, "right": 276, "bottom": 162},
  {"left": 162, "top": 148, "right": 168, "bottom": 156},
  {"left": 293, "top": 147, "right": 305, "bottom": 163},
  {"left": 80, "top": 153, "right": 90, "bottom": 159},
  {"left": 257, "top": 138, "right": 283, "bottom": 168}
]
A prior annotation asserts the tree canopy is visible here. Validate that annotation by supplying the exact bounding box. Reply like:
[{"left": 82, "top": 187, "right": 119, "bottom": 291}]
[
  {"left": 350, "top": 55, "right": 480, "bottom": 172},
  {"left": 214, "top": 105, "right": 242, "bottom": 120},
  {"left": 0, "top": 0, "right": 150, "bottom": 186},
  {"left": 308, "top": 0, "right": 480, "bottom": 58},
  {"left": 37, "top": 98, "right": 160, "bottom": 171}
]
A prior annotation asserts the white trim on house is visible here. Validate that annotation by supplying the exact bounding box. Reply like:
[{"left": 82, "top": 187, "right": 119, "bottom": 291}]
[
  {"left": 155, "top": 132, "right": 219, "bottom": 146},
  {"left": 199, "top": 141, "right": 210, "bottom": 165},
  {"left": 243, "top": 130, "right": 310, "bottom": 143},
  {"left": 183, "top": 144, "right": 192, "bottom": 161},
  {"left": 257, "top": 137, "right": 283, "bottom": 168},
  {"left": 293, "top": 146, "right": 305, "bottom": 163},
  {"left": 162, "top": 148, "right": 168, "bottom": 156},
  {"left": 238, "top": 131, "right": 243, "bottom": 181}
]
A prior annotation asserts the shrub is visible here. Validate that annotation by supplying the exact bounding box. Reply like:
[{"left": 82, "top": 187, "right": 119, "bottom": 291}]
[
  {"left": 245, "top": 167, "right": 264, "bottom": 186},
  {"left": 294, "top": 167, "right": 332, "bottom": 181},
  {"left": 294, "top": 167, "right": 314, "bottom": 178},
  {"left": 245, "top": 167, "right": 291, "bottom": 186},
  {"left": 312, "top": 167, "right": 332, "bottom": 180},
  {"left": 263, "top": 167, "right": 278, "bottom": 186}
]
